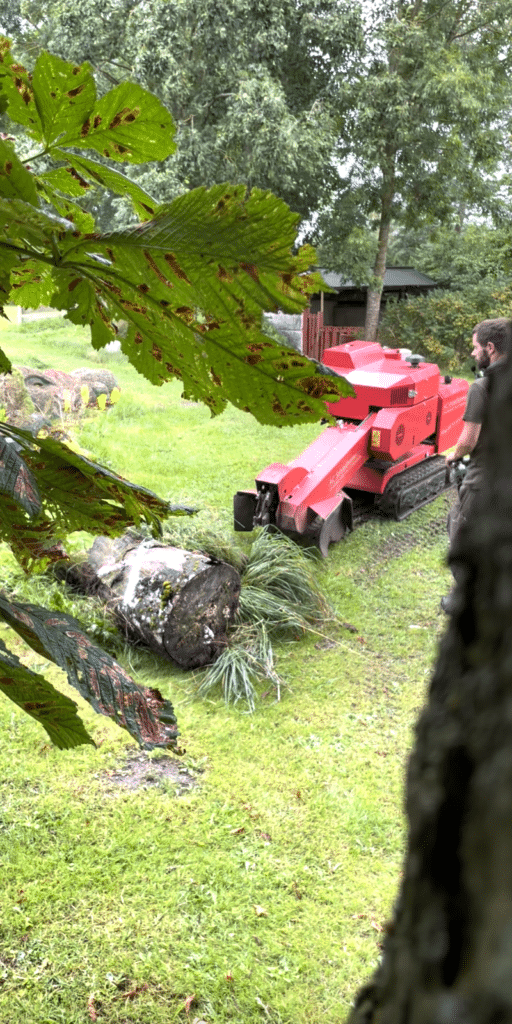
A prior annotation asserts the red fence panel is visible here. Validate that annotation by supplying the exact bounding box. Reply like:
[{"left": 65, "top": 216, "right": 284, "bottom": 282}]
[{"left": 302, "top": 312, "right": 359, "bottom": 361}]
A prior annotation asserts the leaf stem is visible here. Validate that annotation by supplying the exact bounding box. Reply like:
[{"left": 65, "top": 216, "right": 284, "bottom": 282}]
[
  {"left": 24, "top": 149, "right": 51, "bottom": 163},
  {"left": 0, "top": 240, "right": 57, "bottom": 263}
]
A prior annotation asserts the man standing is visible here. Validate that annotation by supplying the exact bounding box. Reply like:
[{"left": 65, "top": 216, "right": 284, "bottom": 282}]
[{"left": 442, "top": 317, "right": 512, "bottom": 613}]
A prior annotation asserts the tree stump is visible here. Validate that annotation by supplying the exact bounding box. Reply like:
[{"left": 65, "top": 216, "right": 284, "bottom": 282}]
[{"left": 60, "top": 531, "right": 241, "bottom": 670}]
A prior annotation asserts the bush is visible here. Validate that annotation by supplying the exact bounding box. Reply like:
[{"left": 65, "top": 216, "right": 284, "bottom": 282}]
[{"left": 379, "top": 283, "right": 512, "bottom": 371}]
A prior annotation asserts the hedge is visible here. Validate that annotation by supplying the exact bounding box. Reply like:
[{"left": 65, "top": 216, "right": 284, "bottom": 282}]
[{"left": 379, "top": 283, "right": 512, "bottom": 371}]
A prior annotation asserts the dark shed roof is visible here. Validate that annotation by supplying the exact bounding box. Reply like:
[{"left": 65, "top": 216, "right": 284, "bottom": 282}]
[{"left": 318, "top": 266, "right": 437, "bottom": 291}]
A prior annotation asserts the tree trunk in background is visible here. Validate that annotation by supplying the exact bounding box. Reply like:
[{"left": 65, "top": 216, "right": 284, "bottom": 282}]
[
  {"left": 56, "top": 532, "right": 241, "bottom": 670},
  {"left": 364, "top": 162, "right": 395, "bottom": 343},
  {"left": 347, "top": 354, "right": 512, "bottom": 1020}
]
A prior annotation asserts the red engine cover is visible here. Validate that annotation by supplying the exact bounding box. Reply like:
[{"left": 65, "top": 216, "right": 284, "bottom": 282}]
[
  {"left": 369, "top": 397, "right": 439, "bottom": 460},
  {"left": 324, "top": 341, "right": 443, "bottom": 420}
]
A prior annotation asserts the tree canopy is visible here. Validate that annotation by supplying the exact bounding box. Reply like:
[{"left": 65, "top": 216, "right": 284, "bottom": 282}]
[
  {"left": 388, "top": 222, "right": 512, "bottom": 291},
  {"left": 5, "top": 0, "right": 512, "bottom": 341},
  {"left": 313, "top": 0, "right": 512, "bottom": 339},
  {"left": 0, "top": 0, "right": 363, "bottom": 225},
  {"left": 0, "top": 38, "right": 349, "bottom": 751}
]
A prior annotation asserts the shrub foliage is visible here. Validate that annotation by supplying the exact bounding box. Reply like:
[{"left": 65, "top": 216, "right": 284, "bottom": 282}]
[{"left": 379, "top": 284, "right": 512, "bottom": 370}]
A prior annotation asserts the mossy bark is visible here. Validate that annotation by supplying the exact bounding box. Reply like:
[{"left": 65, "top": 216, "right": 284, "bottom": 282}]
[
  {"left": 364, "top": 154, "right": 395, "bottom": 344},
  {"left": 57, "top": 531, "right": 241, "bottom": 670},
  {"left": 347, "top": 355, "right": 512, "bottom": 1020}
]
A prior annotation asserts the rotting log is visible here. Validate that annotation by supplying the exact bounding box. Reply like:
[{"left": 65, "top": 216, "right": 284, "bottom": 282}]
[
  {"left": 56, "top": 531, "right": 241, "bottom": 670},
  {"left": 347, "top": 352, "right": 512, "bottom": 1021}
]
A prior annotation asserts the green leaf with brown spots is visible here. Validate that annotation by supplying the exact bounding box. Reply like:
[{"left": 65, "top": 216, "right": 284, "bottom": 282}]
[
  {"left": 0, "top": 184, "right": 348, "bottom": 424},
  {"left": 0, "top": 246, "right": 21, "bottom": 311},
  {"left": 0, "top": 191, "right": 346, "bottom": 426},
  {"left": 41, "top": 183, "right": 349, "bottom": 424},
  {"left": 0, "top": 40, "right": 175, "bottom": 166},
  {"left": 51, "top": 151, "right": 158, "bottom": 220},
  {"left": 34, "top": 180, "right": 96, "bottom": 234},
  {"left": 0, "top": 424, "right": 196, "bottom": 570},
  {"left": 0, "top": 37, "right": 40, "bottom": 136},
  {"left": 7, "top": 260, "right": 62, "bottom": 311},
  {"left": 0, "top": 196, "right": 73, "bottom": 248},
  {"left": 0, "top": 636, "right": 95, "bottom": 749},
  {"left": 39, "top": 165, "right": 94, "bottom": 199},
  {"left": 67, "top": 81, "right": 176, "bottom": 163},
  {"left": 0, "top": 601, "right": 178, "bottom": 750},
  {"left": 0, "top": 138, "right": 38, "bottom": 204},
  {"left": 31, "top": 51, "right": 97, "bottom": 149},
  {"left": 50, "top": 272, "right": 116, "bottom": 350}
]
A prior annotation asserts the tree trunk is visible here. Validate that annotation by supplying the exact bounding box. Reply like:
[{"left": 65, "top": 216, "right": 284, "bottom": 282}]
[
  {"left": 347, "top": 355, "right": 512, "bottom": 1020},
  {"left": 56, "top": 531, "right": 241, "bottom": 670},
  {"left": 364, "top": 162, "right": 395, "bottom": 344}
]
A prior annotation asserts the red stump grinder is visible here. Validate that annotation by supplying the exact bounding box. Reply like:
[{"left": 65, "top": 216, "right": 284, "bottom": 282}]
[{"left": 234, "top": 340, "right": 468, "bottom": 555}]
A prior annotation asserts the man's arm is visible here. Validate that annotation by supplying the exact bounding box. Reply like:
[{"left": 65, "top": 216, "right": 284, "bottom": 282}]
[{"left": 446, "top": 421, "right": 481, "bottom": 465}]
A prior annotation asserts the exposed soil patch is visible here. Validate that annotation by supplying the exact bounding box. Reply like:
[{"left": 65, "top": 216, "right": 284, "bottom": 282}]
[
  {"left": 103, "top": 751, "right": 199, "bottom": 794},
  {"left": 315, "top": 638, "right": 339, "bottom": 650},
  {"left": 356, "top": 490, "right": 457, "bottom": 580}
]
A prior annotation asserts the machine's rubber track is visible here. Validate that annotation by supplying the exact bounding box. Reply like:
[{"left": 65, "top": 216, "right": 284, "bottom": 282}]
[{"left": 375, "top": 456, "right": 448, "bottom": 521}]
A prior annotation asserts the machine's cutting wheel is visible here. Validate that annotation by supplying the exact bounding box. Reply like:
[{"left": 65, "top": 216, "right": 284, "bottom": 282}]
[
  {"left": 318, "top": 505, "right": 345, "bottom": 557},
  {"left": 233, "top": 490, "right": 257, "bottom": 531}
]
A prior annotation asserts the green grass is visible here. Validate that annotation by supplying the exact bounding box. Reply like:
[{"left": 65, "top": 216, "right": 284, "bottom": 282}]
[{"left": 0, "top": 321, "right": 454, "bottom": 1023}]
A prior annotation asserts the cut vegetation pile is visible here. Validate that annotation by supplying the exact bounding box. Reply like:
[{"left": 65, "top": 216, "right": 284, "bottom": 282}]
[
  {"left": 199, "top": 529, "right": 330, "bottom": 710},
  {"left": 0, "top": 320, "right": 458, "bottom": 1024},
  {"left": 238, "top": 528, "right": 329, "bottom": 632}
]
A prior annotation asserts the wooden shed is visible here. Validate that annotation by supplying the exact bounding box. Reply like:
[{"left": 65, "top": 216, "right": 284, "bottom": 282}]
[{"left": 302, "top": 266, "right": 438, "bottom": 361}]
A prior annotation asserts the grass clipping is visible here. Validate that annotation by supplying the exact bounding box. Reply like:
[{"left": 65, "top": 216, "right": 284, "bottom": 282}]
[{"left": 197, "top": 529, "right": 330, "bottom": 711}]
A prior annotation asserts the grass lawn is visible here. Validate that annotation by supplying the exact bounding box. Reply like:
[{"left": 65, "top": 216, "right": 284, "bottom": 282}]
[{"left": 0, "top": 320, "right": 455, "bottom": 1024}]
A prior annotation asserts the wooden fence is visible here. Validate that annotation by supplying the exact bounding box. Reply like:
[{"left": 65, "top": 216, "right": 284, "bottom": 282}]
[{"left": 301, "top": 311, "right": 359, "bottom": 361}]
